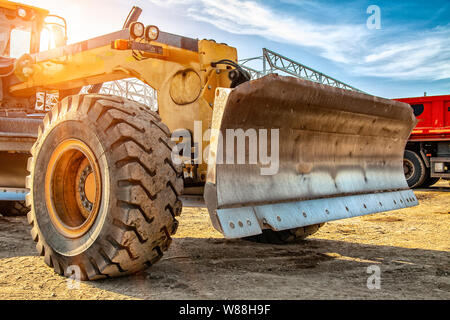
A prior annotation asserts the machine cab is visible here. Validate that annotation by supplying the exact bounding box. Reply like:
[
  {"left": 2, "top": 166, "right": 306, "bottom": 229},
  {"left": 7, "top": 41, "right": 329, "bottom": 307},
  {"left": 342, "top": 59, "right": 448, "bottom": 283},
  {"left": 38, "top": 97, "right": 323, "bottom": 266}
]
[
  {"left": 0, "top": 1, "right": 44, "bottom": 71},
  {"left": 0, "top": 0, "right": 66, "bottom": 75}
]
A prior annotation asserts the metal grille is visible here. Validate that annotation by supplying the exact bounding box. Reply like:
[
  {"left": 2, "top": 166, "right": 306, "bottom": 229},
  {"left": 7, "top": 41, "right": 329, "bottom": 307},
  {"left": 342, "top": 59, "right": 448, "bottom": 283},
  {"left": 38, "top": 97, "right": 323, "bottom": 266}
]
[{"left": 35, "top": 91, "right": 59, "bottom": 111}]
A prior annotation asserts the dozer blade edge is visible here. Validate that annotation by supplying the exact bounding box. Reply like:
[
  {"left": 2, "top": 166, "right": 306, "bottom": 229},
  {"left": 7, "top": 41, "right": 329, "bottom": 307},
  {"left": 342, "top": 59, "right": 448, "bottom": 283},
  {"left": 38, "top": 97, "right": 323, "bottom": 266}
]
[{"left": 204, "top": 74, "right": 418, "bottom": 238}]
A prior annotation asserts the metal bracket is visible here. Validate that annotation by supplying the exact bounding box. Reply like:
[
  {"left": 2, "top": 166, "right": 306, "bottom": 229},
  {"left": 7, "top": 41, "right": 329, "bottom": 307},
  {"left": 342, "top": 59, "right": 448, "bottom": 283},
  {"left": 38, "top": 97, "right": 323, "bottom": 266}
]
[{"left": 0, "top": 187, "right": 27, "bottom": 201}]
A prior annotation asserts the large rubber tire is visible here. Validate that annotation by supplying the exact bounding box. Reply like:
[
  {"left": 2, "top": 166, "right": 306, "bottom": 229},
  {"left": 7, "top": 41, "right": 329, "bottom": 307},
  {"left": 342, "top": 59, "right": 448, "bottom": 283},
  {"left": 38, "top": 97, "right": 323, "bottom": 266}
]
[
  {"left": 26, "top": 94, "right": 183, "bottom": 280},
  {"left": 244, "top": 224, "right": 324, "bottom": 244},
  {"left": 420, "top": 176, "right": 440, "bottom": 188},
  {"left": 0, "top": 201, "right": 29, "bottom": 216},
  {"left": 403, "top": 150, "right": 427, "bottom": 188}
]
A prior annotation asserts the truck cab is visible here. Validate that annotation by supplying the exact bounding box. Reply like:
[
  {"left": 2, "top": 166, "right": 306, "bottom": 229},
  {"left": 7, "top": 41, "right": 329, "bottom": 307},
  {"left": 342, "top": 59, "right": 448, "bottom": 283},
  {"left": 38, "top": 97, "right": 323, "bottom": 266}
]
[{"left": 395, "top": 95, "right": 450, "bottom": 188}]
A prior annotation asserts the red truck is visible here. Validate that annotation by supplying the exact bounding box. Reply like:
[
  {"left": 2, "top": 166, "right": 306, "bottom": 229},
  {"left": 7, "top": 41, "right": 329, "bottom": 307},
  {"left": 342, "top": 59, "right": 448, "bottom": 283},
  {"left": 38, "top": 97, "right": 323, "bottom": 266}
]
[{"left": 394, "top": 95, "right": 450, "bottom": 188}]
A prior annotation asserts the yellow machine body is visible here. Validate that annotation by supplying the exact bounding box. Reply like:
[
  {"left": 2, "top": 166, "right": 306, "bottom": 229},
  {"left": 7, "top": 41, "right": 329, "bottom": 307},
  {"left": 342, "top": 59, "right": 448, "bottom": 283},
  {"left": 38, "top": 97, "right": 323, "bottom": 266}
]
[{"left": 2, "top": 1, "right": 418, "bottom": 239}]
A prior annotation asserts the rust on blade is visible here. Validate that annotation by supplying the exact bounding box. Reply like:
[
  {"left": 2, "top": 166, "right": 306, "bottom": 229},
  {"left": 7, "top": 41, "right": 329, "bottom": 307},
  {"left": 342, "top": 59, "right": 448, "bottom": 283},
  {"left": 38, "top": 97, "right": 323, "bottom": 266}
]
[{"left": 204, "top": 74, "right": 417, "bottom": 236}]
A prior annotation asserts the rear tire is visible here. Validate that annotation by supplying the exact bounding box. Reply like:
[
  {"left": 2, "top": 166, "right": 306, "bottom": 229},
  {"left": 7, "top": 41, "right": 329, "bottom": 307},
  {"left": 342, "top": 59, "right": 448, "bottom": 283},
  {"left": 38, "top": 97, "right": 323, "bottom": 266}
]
[
  {"left": 27, "top": 94, "right": 183, "bottom": 280},
  {"left": 403, "top": 150, "right": 427, "bottom": 188},
  {"left": 244, "top": 224, "right": 324, "bottom": 244},
  {"left": 0, "top": 201, "right": 29, "bottom": 216},
  {"left": 420, "top": 176, "right": 440, "bottom": 188}
]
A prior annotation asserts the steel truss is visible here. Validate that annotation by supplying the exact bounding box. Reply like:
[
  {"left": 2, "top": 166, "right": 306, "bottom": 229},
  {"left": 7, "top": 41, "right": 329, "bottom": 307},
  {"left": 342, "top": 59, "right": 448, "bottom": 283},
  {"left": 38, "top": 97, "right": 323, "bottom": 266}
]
[
  {"left": 239, "top": 48, "right": 363, "bottom": 93},
  {"left": 81, "top": 79, "right": 158, "bottom": 111}
]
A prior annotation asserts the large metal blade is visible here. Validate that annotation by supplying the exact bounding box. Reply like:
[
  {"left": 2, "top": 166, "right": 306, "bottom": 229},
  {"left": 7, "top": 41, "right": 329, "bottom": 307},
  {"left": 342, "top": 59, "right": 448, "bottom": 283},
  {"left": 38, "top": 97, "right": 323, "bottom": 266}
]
[{"left": 204, "top": 74, "right": 418, "bottom": 238}]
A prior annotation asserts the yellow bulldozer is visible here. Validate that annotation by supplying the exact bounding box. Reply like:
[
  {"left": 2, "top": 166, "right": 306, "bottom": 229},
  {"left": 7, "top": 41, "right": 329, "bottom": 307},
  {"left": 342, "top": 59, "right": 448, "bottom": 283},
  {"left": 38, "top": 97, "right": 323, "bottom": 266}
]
[{"left": 0, "top": 1, "right": 418, "bottom": 280}]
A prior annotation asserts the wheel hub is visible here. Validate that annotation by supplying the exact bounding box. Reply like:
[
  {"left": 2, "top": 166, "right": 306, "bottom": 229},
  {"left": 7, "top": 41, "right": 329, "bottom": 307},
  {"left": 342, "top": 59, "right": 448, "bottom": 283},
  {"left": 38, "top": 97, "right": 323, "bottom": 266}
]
[
  {"left": 45, "top": 139, "right": 102, "bottom": 239},
  {"left": 76, "top": 162, "right": 95, "bottom": 218},
  {"left": 403, "top": 159, "right": 414, "bottom": 180}
]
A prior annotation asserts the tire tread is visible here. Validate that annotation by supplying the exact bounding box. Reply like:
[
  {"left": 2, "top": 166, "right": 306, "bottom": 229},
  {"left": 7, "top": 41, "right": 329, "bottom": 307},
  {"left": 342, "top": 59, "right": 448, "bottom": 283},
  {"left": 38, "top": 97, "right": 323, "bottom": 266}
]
[{"left": 27, "top": 94, "right": 183, "bottom": 280}]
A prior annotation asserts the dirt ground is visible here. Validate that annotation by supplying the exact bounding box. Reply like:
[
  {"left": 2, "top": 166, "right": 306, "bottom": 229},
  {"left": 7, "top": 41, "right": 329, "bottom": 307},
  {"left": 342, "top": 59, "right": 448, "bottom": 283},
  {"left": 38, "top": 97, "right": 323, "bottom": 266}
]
[{"left": 0, "top": 182, "right": 448, "bottom": 300}]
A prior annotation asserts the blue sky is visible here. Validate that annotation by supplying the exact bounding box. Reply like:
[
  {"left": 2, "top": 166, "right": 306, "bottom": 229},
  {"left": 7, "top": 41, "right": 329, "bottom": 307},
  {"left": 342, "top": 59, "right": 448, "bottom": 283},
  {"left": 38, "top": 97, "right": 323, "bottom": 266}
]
[{"left": 24, "top": 0, "right": 449, "bottom": 98}]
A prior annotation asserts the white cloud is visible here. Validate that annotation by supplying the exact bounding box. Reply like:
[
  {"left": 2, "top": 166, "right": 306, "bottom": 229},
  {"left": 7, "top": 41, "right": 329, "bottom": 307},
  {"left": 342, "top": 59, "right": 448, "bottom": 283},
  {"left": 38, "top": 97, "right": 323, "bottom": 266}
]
[
  {"left": 358, "top": 27, "right": 450, "bottom": 80},
  {"left": 148, "top": 0, "right": 450, "bottom": 81},
  {"left": 149, "top": 0, "right": 368, "bottom": 63}
]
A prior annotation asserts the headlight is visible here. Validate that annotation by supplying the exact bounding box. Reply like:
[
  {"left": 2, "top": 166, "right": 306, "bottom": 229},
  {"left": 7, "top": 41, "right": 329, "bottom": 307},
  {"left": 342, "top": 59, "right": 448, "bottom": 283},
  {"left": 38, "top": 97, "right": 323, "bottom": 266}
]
[
  {"left": 435, "top": 162, "right": 444, "bottom": 173},
  {"left": 17, "top": 8, "right": 27, "bottom": 18},
  {"left": 145, "top": 25, "right": 159, "bottom": 41},
  {"left": 129, "top": 22, "right": 145, "bottom": 39}
]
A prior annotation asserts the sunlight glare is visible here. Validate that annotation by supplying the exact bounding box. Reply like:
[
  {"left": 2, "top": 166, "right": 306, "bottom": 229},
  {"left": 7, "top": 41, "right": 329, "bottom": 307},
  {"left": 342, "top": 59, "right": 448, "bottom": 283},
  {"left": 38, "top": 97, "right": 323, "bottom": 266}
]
[{"left": 39, "top": 28, "right": 52, "bottom": 52}]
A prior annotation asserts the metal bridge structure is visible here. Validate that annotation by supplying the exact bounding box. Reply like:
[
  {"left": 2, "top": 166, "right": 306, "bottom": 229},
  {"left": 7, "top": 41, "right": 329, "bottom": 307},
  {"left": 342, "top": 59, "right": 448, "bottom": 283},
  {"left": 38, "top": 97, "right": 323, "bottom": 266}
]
[
  {"left": 35, "top": 48, "right": 362, "bottom": 111},
  {"left": 239, "top": 48, "right": 363, "bottom": 93},
  {"left": 36, "top": 79, "right": 158, "bottom": 111},
  {"left": 80, "top": 79, "right": 158, "bottom": 111}
]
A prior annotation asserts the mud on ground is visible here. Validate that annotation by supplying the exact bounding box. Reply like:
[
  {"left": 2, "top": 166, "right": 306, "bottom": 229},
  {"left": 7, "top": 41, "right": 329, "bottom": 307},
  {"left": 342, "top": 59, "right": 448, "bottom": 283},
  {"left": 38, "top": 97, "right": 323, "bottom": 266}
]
[{"left": 0, "top": 182, "right": 448, "bottom": 299}]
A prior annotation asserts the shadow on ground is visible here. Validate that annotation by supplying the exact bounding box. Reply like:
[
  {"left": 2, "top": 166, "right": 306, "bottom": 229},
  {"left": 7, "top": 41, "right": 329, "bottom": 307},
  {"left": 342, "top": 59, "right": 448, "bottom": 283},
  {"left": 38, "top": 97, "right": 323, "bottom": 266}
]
[
  {"left": 0, "top": 206, "right": 448, "bottom": 299},
  {"left": 84, "top": 236, "right": 450, "bottom": 299}
]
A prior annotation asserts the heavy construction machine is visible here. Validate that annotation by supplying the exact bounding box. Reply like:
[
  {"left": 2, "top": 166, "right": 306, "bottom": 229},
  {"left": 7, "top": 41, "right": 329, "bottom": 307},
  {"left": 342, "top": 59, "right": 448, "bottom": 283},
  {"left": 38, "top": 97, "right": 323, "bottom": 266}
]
[{"left": 0, "top": 1, "right": 418, "bottom": 280}]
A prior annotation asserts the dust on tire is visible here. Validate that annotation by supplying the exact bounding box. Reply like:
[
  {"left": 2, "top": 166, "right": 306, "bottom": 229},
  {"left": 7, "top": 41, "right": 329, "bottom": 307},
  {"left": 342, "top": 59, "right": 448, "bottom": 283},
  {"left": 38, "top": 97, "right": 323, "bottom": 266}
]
[{"left": 26, "top": 94, "right": 183, "bottom": 280}]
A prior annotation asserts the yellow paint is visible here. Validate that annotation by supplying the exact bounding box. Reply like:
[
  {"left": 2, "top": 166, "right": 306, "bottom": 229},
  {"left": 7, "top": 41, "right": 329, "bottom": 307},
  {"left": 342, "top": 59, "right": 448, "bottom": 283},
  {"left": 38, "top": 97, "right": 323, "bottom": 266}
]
[
  {"left": 45, "top": 139, "right": 101, "bottom": 239},
  {"left": 429, "top": 129, "right": 450, "bottom": 133},
  {"left": 8, "top": 11, "right": 238, "bottom": 181},
  {"left": 0, "top": 0, "right": 49, "bottom": 17}
]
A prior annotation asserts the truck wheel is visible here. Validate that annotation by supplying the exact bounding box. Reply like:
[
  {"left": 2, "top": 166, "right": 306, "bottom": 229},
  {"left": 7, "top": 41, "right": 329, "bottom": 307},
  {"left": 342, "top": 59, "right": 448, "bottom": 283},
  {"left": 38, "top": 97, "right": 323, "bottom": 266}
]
[
  {"left": 403, "top": 150, "right": 427, "bottom": 188},
  {"left": 420, "top": 176, "right": 440, "bottom": 188},
  {"left": 0, "top": 201, "right": 29, "bottom": 216},
  {"left": 26, "top": 94, "right": 183, "bottom": 280},
  {"left": 244, "top": 224, "right": 324, "bottom": 244}
]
